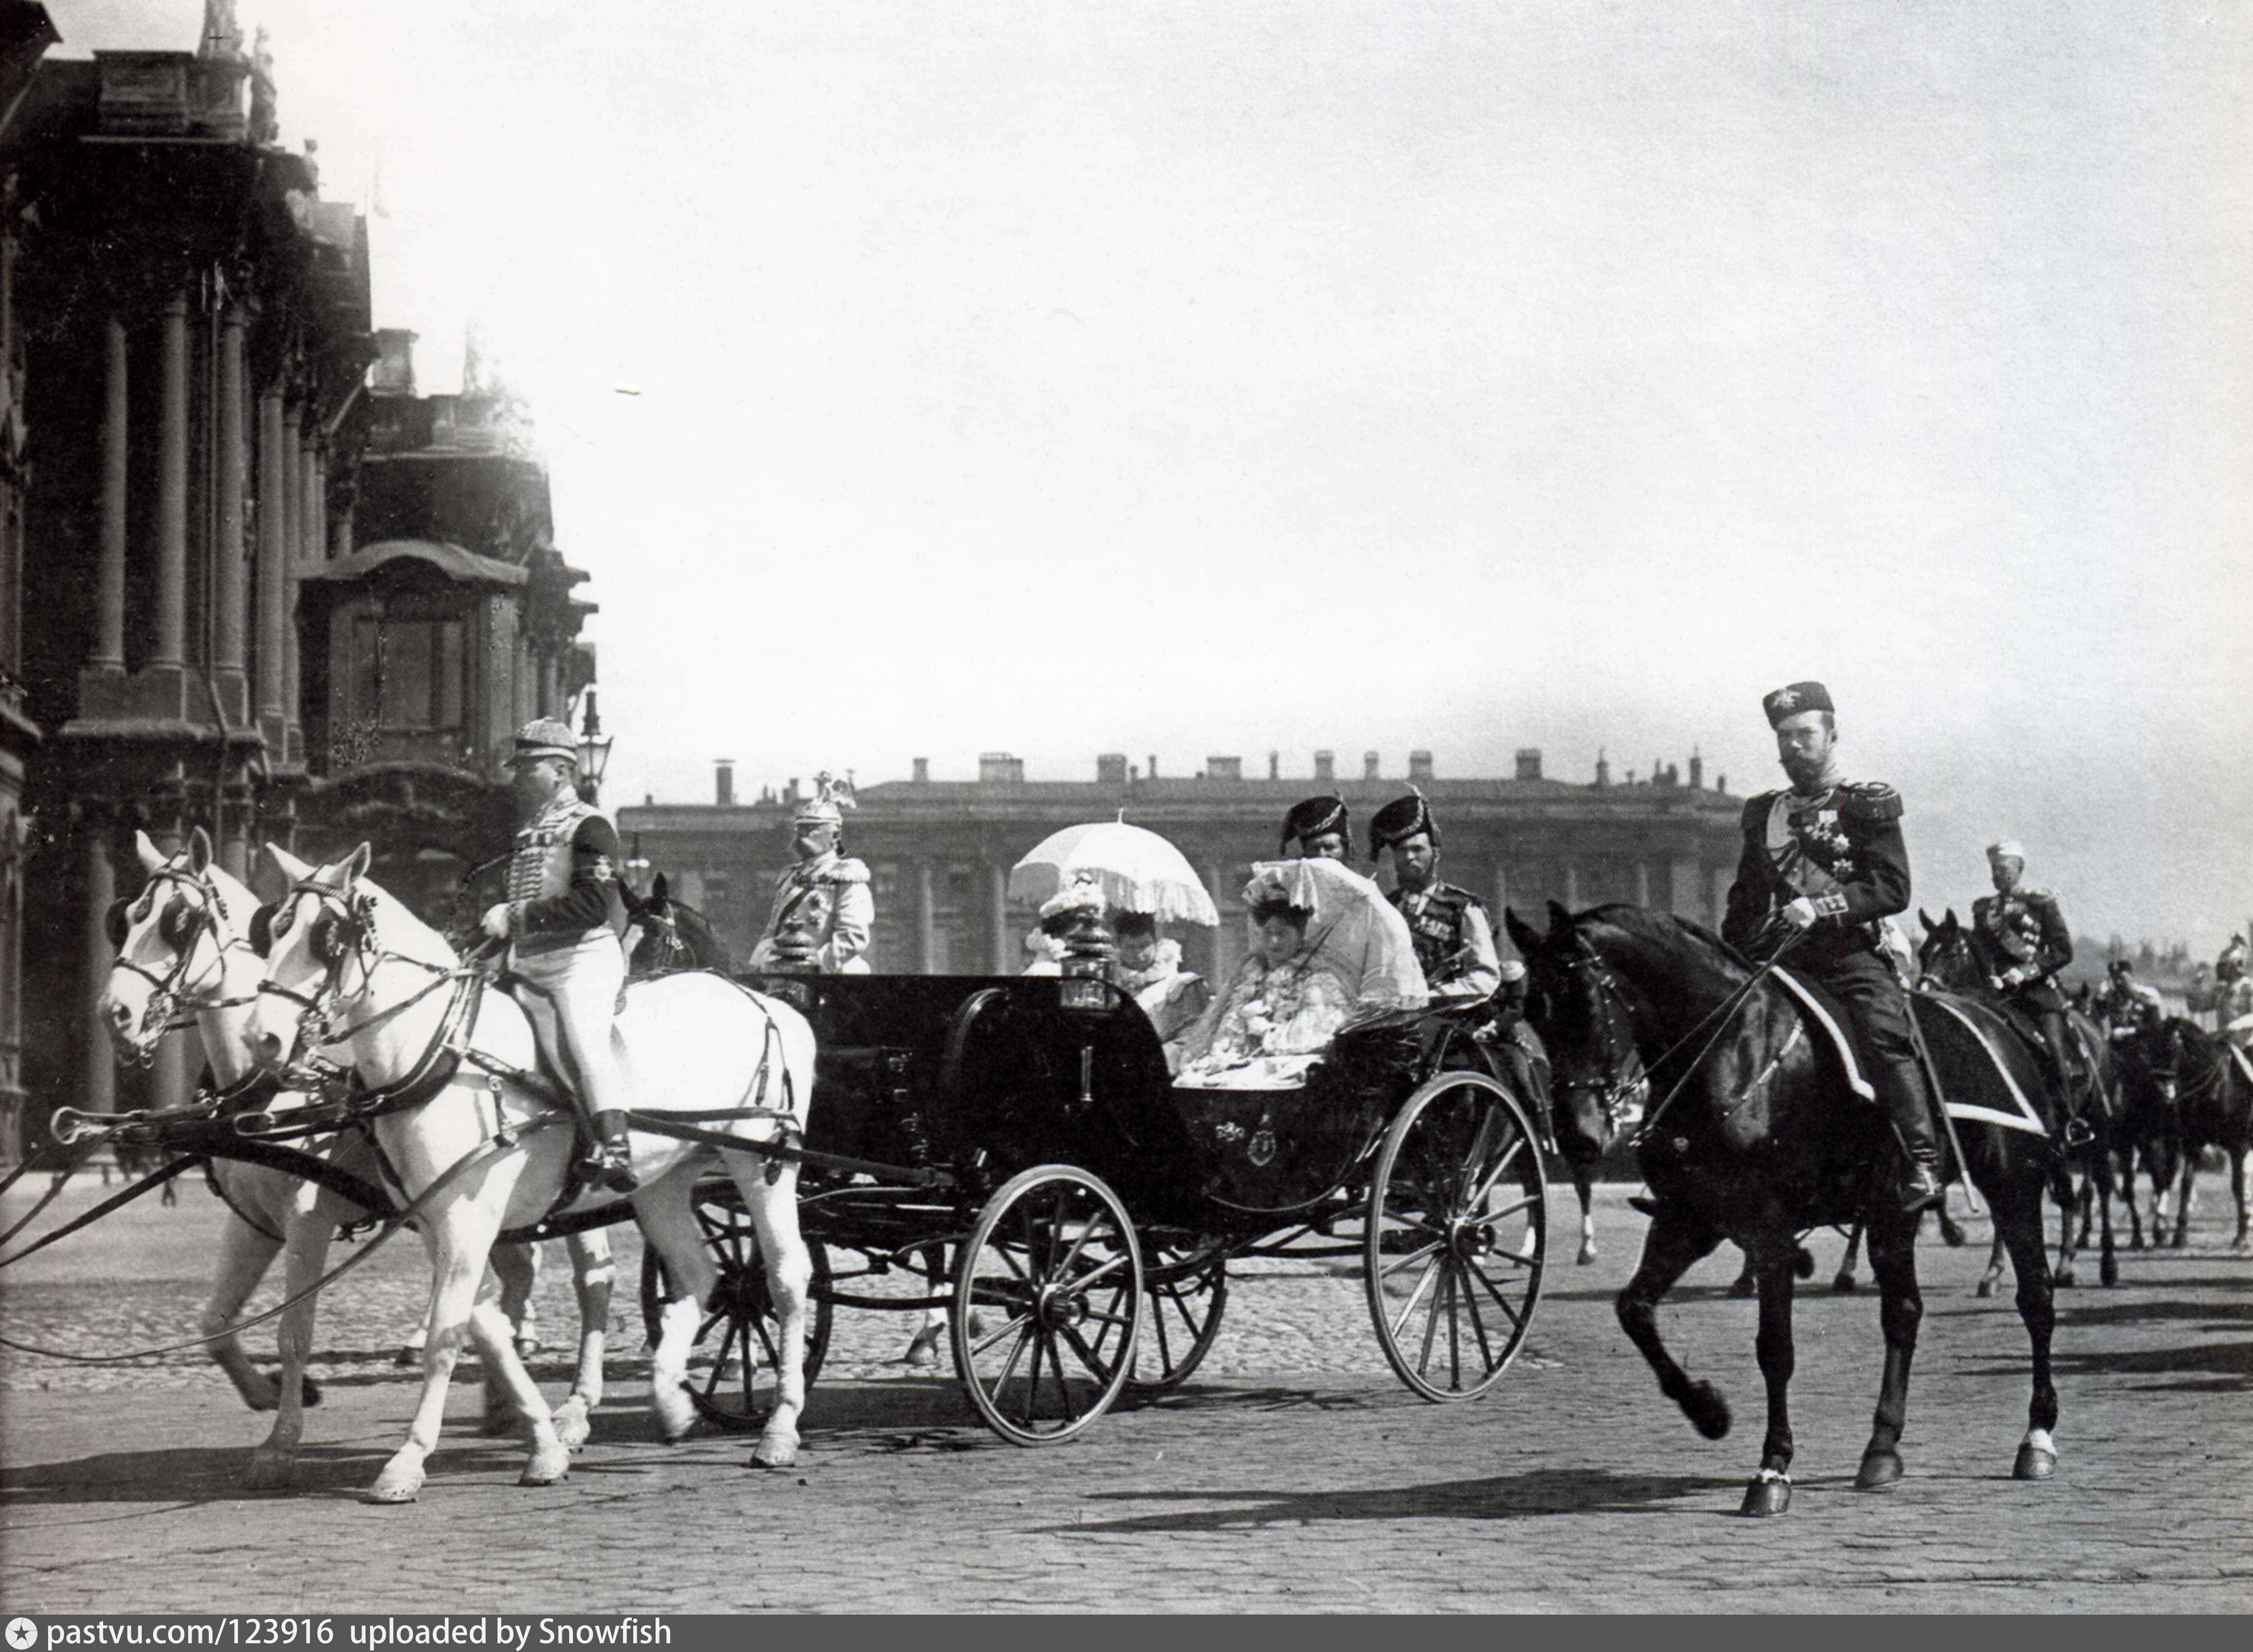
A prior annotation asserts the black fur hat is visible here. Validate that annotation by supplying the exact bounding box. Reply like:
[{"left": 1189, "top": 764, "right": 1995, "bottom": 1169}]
[
  {"left": 1280, "top": 794, "right": 1349, "bottom": 854},
  {"left": 1369, "top": 790, "right": 1436, "bottom": 858}
]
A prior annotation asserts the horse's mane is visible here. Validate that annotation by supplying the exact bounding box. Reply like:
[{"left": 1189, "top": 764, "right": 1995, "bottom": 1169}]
[{"left": 1579, "top": 902, "right": 1751, "bottom": 986}]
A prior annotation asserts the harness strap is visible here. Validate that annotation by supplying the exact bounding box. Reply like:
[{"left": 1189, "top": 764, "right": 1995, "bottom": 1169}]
[
  {"left": 0, "top": 1140, "right": 100, "bottom": 1253},
  {"left": 0, "top": 1155, "right": 202, "bottom": 1272}
]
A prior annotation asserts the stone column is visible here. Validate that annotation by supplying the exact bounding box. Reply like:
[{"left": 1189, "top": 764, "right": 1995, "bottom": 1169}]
[
  {"left": 80, "top": 823, "right": 115, "bottom": 1117},
  {"left": 988, "top": 863, "right": 1009, "bottom": 974},
  {"left": 915, "top": 862, "right": 936, "bottom": 974},
  {"left": 1490, "top": 861, "right": 1509, "bottom": 922},
  {"left": 152, "top": 293, "right": 191, "bottom": 670},
  {"left": 299, "top": 439, "right": 322, "bottom": 565},
  {"left": 1633, "top": 861, "right": 1652, "bottom": 908},
  {"left": 279, "top": 402, "right": 303, "bottom": 731},
  {"left": 1562, "top": 862, "right": 1581, "bottom": 910},
  {"left": 91, "top": 320, "right": 127, "bottom": 671},
  {"left": 212, "top": 309, "right": 248, "bottom": 682},
  {"left": 254, "top": 391, "right": 287, "bottom": 725},
  {"left": 1670, "top": 855, "right": 1701, "bottom": 919}
]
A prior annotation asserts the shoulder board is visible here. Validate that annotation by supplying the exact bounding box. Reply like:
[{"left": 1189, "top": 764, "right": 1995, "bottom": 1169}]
[
  {"left": 820, "top": 857, "right": 871, "bottom": 885},
  {"left": 1838, "top": 782, "right": 1902, "bottom": 821},
  {"left": 2019, "top": 886, "right": 2054, "bottom": 902}
]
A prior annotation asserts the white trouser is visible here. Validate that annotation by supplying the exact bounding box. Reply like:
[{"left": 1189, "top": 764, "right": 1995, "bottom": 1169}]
[{"left": 511, "top": 931, "right": 630, "bottom": 1118}]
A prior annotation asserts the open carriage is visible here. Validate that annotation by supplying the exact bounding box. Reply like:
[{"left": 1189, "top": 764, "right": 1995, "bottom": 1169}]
[{"left": 644, "top": 965, "right": 1550, "bottom": 1446}]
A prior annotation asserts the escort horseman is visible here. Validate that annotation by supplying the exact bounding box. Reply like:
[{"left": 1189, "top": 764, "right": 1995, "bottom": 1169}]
[
  {"left": 1370, "top": 790, "right": 1501, "bottom": 1001},
  {"left": 1969, "top": 840, "right": 2084, "bottom": 1136},
  {"left": 749, "top": 773, "right": 874, "bottom": 975},
  {"left": 1721, "top": 681, "right": 1947, "bottom": 1214},
  {"left": 481, "top": 718, "right": 638, "bottom": 1194}
]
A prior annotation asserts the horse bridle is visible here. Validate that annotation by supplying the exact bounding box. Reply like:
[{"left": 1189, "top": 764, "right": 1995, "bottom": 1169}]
[
  {"left": 256, "top": 878, "right": 462, "bottom": 1047},
  {"left": 1542, "top": 939, "right": 1648, "bottom": 1129},
  {"left": 107, "top": 863, "right": 262, "bottom": 1060}
]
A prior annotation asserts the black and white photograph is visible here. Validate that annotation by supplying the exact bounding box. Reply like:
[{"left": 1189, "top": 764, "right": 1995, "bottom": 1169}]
[{"left": 0, "top": 0, "right": 2247, "bottom": 1617}]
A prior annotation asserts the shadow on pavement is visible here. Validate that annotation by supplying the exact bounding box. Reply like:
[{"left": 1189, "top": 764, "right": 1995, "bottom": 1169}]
[
  {"left": 1055, "top": 1466, "right": 1744, "bottom": 1532},
  {"left": 1958, "top": 1337, "right": 2251, "bottom": 1390},
  {"left": 0, "top": 1438, "right": 487, "bottom": 1506}
]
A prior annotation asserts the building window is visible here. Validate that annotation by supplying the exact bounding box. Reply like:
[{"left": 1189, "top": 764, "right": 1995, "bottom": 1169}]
[{"left": 351, "top": 615, "right": 466, "bottom": 736}]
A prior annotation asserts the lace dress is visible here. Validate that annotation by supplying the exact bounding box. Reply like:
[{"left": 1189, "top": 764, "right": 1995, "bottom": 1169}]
[{"left": 1176, "top": 952, "right": 1351, "bottom": 1088}]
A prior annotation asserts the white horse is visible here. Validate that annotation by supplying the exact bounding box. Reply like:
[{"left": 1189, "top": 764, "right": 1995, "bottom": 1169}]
[
  {"left": 243, "top": 841, "right": 817, "bottom": 1500},
  {"left": 94, "top": 829, "right": 615, "bottom": 1488}
]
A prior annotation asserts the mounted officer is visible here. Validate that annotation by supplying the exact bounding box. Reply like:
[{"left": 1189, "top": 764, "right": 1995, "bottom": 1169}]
[
  {"left": 1720, "top": 681, "right": 1946, "bottom": 1214},
  {"left": 481, "top": 717, "right": 637, "bottom": 1194},
  {"left": 749, "top": 772, "right": 874, "bottom": 975},
  {"left": 1968, "top": 840, "right": 2082, "bottom": 1133},
  {"left": 1369, "top": 790, "right": 1501, "bottom": 1002},
  {"left": 2093, "top": 957, "right": 2163, "bottom": 1038},
  {"left": 1281, "top": 794, "right": 1351, "bottom": 861}
]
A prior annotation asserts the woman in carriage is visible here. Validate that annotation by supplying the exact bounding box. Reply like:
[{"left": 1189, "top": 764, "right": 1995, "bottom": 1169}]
[{"left": 1174, "top": 857, "right": 1428, "bottom": 1087}]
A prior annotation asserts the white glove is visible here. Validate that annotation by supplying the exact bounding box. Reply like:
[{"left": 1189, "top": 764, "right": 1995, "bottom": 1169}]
[
  {"left": 480, "top": 903, "right": 513, "bottom": 941},
  {"left": 1780, "top": 897, "right": 1819, "bottom": 930}
]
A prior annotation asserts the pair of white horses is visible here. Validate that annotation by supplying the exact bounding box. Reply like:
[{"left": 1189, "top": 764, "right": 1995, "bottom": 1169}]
[{"left": 99, "top": 829, "right": 818, "bottom": 1501}]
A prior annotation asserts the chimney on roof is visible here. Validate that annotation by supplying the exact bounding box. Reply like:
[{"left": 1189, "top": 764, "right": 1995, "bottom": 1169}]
[
  {"left": 1594, "top": 749, "right": 1610, "bottom": 788},
  {"left": 1688, "top": 749, "right": 1703, "bottom": 789},
  {"left": 1408, "top": 749, "right": 1434, "bottom": 783},
  {"left": 715, "top": 761, "right": 734, "bottom": 807},
  {"left": 912, "top": 757, "right": 930, "bottom": 784},
  {"left": 1268, "top": 750, "right": 1279, "bottom": 781},
  {"left": 979, "top": 752, "right": 1025, "bottom": 785},
  {"left": 1097, "top": 753, "right": 1127, "bottom": 784},
  {"left": 1206, "top": 756, "right": 1242, "bottom": 781},
  {"left": 1515, "top": 747, "right": 1542, "bottom": 782},
  {"left": 784, "top": 777, "right": 800, "bottom": 805},
  {"left": 1363, "top": 750, "right": 1380, "bottom": 781},
  {"left": 1313, "top": 749, "right": 1335, "bottom": 782},
  {"left": 370, "top": 328, "right": 418, "bottom": 397},
  {"left": 1148, "top": 754, "right": 1158, "bottom": 779}
]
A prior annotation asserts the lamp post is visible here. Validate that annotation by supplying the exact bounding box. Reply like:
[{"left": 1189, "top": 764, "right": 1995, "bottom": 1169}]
[{"left": 575, "top": 688, "right": 614, "bottom": 803}]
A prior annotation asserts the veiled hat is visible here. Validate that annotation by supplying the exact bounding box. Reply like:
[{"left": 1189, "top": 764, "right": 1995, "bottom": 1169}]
[
  {"left": 1762, "top": 681, "right": 1834, "bottom": 727},
  {"left": 509, "top": 718, "right": 578, "bottom": 765},
  {"left": 1280, "top": 794, "right": 1349, "bottom": 853},
  {"left": 1368, "top": 789, "right": 1437, "bottom": 857},
  {"left": 792, "top": 770, "right": 857, "bottom": 827}
]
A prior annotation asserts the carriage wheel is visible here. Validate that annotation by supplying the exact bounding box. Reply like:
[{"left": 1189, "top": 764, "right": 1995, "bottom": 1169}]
[
  {"left": 1365, "top": 1071, "right": 1547, "bottom": 1402},
  {"left": 952, "top": 1164, "right": 1144, "bottom": 1446},
  {"left": 638, "top": 1182, "right": 834, "bottom": 1432},
  {"left": 1126, "top": 1241, "right": 1229, "bottom": 1397}
]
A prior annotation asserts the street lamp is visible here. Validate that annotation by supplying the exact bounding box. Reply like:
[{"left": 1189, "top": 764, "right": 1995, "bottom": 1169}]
[{"left": 576, "top": 688, "right": 614, "bottom": 800}]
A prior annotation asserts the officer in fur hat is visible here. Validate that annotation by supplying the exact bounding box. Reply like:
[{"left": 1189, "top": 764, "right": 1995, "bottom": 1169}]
[
  {"left": 1370, "top": 789, "right": 1501, "bottom": 1001},
  {"left": 1969, "top": 840, "right": 2082, "bottom": 1131},
  {"left": 1721, "top": 681, "right": 1945, "bottom": 1213},
  {"left": 749, "top": 772, "right": 874, "bottom": 975},
  {"left": 1281, "top": 794, "right": 1351, "bottom": 861},
  {"left": 481, "top": 717, "right": 637, "bottom": 1193}
]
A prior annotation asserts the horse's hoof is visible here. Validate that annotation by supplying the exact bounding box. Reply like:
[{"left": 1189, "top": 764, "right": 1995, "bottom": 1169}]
[
  {"left": 515, "top": 1334, "right": 542, "bottom": 1360},
  {"left": 244, "top": 1449, "right": 296, "bottom": 1492},
  {"left": 519, "top": 1444, "right": 571, "bottom": 1487},
  {"left": 2055, "top": 1269, "right": 2076, "bottom": 1290},
  {"left": 1832, "top": 1272, "right": 1857, "bottom": 1295},
  {"left": 750, "top": 1433, "right": 799, "bottom": 1470},
  {"left": 1855, "top": 1448, "right": 1904, "bottom": 1491},
  {"left": 2100, "top": 1255, "right": 2119, "bottom": 1286},
  {"left": 1792, "top": 1246, "right": 1815, "bottom": 1280},
  {"left": 366, "top": 1469, "right": 423, "bottom": 1504},
  {"left": 300, "top": 1376, "right": 323, "bottom": 1409},
  {"left": 1974, "top": 1275, "right": 1996, "bottom": 1298},
  {"left": 2012, "top": 1431, "right": 2057, "bottom": 1481},
  {"left": 1727, "top": 1274, "right": 1755, "bottom": 1299},
  {"left": 393, "top": 1343, "right": 422, "bottom": 1368},
  {"left": 652, "top": 1381, "right": 697, "bottom": 1445},
  {"left": 1681, "top": 1380, "right": 1731, "bottom": 1440},
  {"left": 1739, "top": 1473, "right": 1791, "bottom": 1517},
  {"left": 1939, "top": 1216, "right": 1966, "bottom": 1249},
  {"left": 553, "top": 1396, "right": 591, "bottom": 1452},
  {"left": 1576, "top": 1240, "right": 1597, "bottom": 1266},
  {"left": 902, "top": 1327, "right": 943, "bottom": 1368}
]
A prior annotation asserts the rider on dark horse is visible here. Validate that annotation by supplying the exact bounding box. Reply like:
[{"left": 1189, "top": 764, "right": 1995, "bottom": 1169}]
[
  {"left": 1720, "top": 681, "right": 1947, "bottom": 1215},
  {"left": 1968, "top": 840, "right": 2085, "bottom": 1139}
]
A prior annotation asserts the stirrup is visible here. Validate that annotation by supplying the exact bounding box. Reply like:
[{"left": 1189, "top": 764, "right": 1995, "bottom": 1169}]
[{"left": 2063, "top": 1116, "right": 2095, "bottom": 1150}]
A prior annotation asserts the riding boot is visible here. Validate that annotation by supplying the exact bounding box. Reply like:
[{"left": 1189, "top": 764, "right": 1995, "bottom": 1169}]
[
  {"left": 586, "top": 1109, "right": 638, "bottom": 1195},
  {"left": 1877, "top": 1060, "right": 1946, "bottom": 1215}
]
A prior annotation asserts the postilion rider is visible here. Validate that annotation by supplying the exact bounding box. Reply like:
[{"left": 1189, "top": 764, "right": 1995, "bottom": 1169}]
[
  {"left": 480, "top": 717, "right": 638, "bottom": 1195},
  {"left": 748, "top": 773, "right": 874, "bottom": 975},
  {"left": 1720, "top": 681, "right": 1947, "bottom": 1214},
  {"left": 1969, "top": 840, "right": 2086, "bottom": 1141}
]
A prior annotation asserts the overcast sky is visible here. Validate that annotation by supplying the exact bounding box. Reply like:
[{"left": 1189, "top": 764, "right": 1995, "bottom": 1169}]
[{"left": 50, "top": 2, "right": 2253, "bottom": 951}]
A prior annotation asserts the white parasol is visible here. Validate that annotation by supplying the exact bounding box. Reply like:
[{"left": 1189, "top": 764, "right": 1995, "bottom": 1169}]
[
  {"left": 1009, "top": 821, "right": 1220, "bottom": 926},
  {"left": 1242, "top": 857, "right": 1429, "bottom": 1012}
]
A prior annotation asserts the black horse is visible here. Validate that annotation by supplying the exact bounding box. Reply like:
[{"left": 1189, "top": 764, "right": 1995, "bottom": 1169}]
[
  {"left": 1915, "top": 908, "right": 2121, "bottom": 1288},
  {"left": 623, "top": 873, "right": 732, "bottom": 977},
  {"left": 2115, "top": 1016, "right": 2243, "bottom": 1250},
  {"left": 2110, "top": 1015, "right": 2195, "bottom": 1249},
  {"left": 1508, "top": 901, "right": 2063, "bottom": 1517},
  {"left": 2182, "top": 1023, "right": 2253, "bottom": 1250}
]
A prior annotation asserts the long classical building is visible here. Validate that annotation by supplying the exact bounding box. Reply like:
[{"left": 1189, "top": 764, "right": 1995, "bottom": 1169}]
[{"left": 618, "top": 746, "right": 1746, "bottom": 983}]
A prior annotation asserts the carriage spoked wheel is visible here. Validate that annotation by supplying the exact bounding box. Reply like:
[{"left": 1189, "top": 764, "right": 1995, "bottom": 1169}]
[
  {"left": 952, "top": 1164, "right": 1144, "bottom": 1446},
  {"left": 1365, "top": 1071, "right": 1547, "bottom": 1402},
  {"left": 1125, "top": 1237, "right": 1229, "bottom": 1398},
  {"left": 638, "top": 1180, "right": 835, "bottom": 1432}
]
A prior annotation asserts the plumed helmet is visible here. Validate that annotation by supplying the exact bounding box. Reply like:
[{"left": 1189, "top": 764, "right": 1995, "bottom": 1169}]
[
  {"left": 1368, "top": 789, "right": 1436, "bottom": 858},
  {"left": 792, "top": 770, "right": 858, "bottom": 827},
  {"left": 509, "top": 718, "right": 578, "bottom": 766},
  {"left": 1280, "top": 794, "right": 1349, "bottom": 853},
  {"left": 1762, "top": 681, "right": 1834, "bottom": 727}
]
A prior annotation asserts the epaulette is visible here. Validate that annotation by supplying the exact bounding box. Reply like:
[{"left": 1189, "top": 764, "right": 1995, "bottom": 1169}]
[
  {"left": 1837, "top": 782, "right": 1903, "bottom": 821},
  {"left": 1429, "top": 883, "right": 1480, "bottom": 911},
  {"left": 2019, "top": 886, "right": 2055, "bottom": 902},
  {"left": 819, "top": 857, "right": 871, "bottom": 885}
]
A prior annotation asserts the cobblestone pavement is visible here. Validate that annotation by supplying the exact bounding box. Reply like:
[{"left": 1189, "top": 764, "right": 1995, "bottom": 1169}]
[{"left": 1, "top": 1167, "right": 2247, "bottom": 1613}]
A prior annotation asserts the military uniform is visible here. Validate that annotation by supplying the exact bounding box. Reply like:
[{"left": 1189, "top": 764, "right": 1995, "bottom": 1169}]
[
  {"left": 491, "top": 719, "right": 635, "bottom": 1191},
  {"left": 1967, "top": 844, "right": 2078, "bottom": 1118},
  {"left": 1281, "top": 795, "right": 1351, "bottom": 860},
  {"left": 749, "top": 774, "right": 874, "bottom": 975},
  {"left": 1369, "top": 791, "right": 1502, "bottom": 1001},
  {"left": 1721, "top": 681, "right": 1944, "bottom": 1212}
]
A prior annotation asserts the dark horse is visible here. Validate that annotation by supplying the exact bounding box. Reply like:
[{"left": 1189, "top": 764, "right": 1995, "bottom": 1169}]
[
  {"left": 1915, "top": 908, "right": 2120, "bottom": 1289},
  {"left": 1509, "top": 901, "right": 2063, "bottom": 1517},
  {"left": 624, "top": 872, "right": 733, "bottom": 977},
  {"left": 2115, "top": 1015, "right": 2245, "bottom": 1251}
]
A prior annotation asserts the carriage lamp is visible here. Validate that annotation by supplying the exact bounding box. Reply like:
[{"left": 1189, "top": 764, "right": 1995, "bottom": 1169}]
[{"left": 576, "top": 690, "right": 614, "bottom": 798}]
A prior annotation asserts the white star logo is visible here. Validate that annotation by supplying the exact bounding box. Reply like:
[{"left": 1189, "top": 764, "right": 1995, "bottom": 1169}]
[{"left": 7, "top": 1618, "right": 37, "bottom": 1651}]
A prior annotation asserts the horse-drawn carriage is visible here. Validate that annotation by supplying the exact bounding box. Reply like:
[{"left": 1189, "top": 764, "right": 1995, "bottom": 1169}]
[{"left": 649, "top": 967, "right": 1551, "bottom": 1445}]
